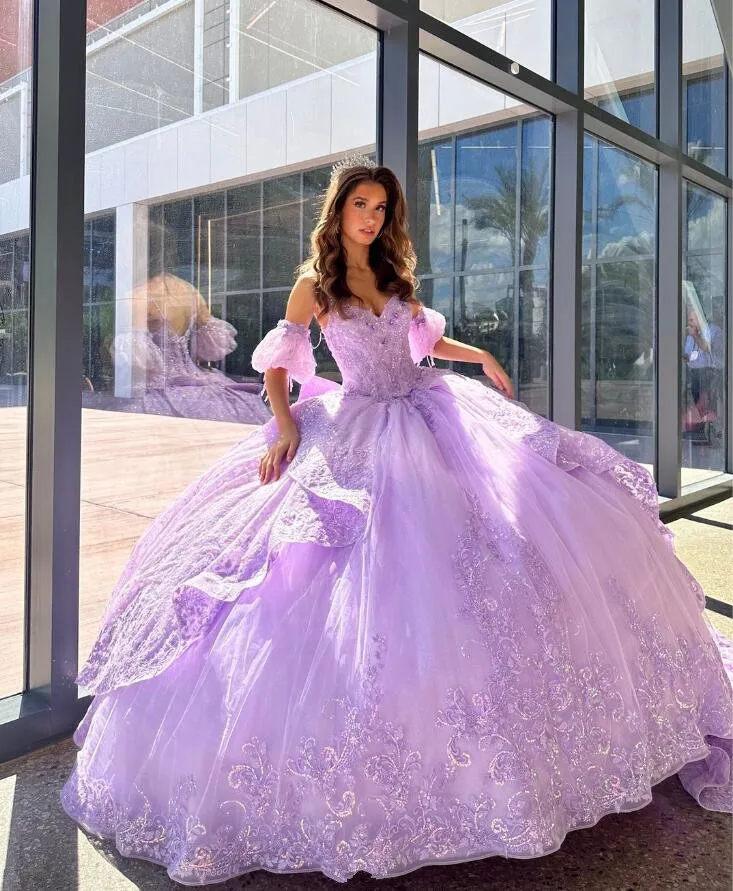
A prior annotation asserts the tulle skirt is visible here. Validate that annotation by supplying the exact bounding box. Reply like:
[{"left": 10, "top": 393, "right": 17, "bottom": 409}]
[{"left": 62, "top": 372, "right": 733, "bottom": 885}]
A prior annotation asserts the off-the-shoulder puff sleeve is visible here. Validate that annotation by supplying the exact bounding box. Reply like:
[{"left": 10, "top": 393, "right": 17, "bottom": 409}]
[
  {"left": 113, "top": 329, "right": 164, "bottom": 377},
  {"left": 191, "top": 316, "right": 238, "bottom": 362},
  {"left": 251, "top": 319, "right": 316, "bottom": 384},
  {"left": 408, "top": 305, "right": 446, "bottom": 364}
]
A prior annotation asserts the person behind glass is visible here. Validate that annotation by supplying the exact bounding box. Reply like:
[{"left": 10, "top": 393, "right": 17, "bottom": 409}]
[
  {"left": 683, "top": 305, "right": 724, "bottom": 438},
  {"left": 62, "top": 156, "right": 732, "bottom": 887}
]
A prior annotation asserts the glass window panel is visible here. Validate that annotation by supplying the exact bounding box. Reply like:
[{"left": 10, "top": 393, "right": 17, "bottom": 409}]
[
  {"left": 89, "top": 216, "right": 116, "bottom": 303},
  {"left": 585, "top": 0, "right": 656, "bottom": 136},
  {"left": 163, "top": 200, "right": 194, "bottom": 283},
  {"left": 226, "top": 184, "right": 261, "bottom": 293},
  {"left": 681, "top": 183, "right": 727, "bottom": 480},
  {"left": 263, "top": 175, "right": 302, "bottom": 290},
  {"left": 520, "top": 116, "right": 551, "bottom": 268},
  {"left": 237, "top": 0, "right": 377, "bottom": 98},
  {"left": 519, "top": 268, "right": 549, "bottom": 416},
  {"left": 419, "top": 276, "right": 454, "bottom": 324},
  {"left": 596, "top": 143, "right": 657, "bottom": 259},
  {"left": 202, "top": 0, "right": 230, "bottom": 112},
  {"left": 0, "top": 0, "right": 32, "bottom": 697},
  {"left": 418, "top": 57, "right": 552, "bottom": 412},
  {"left": 454, "top": 271, "right": 515, "bottom": 377},
  {"left": 302, "top": 167, "right": 332, "bottom": 263},
  {"left": 193, "top": 192, "right": 227, "bottom": 298},
  {"left": 0, "top": 91, "right": 23, "bottom": 185},
  {"left": 416, "top": 139, "right": 454, "bottom": 277},
  {"left": 420, "top": 0, "right": 552, "bottom": 79},
  {"left": 582, "top": 135, "right": 657, "bottom": 470},
  {"left": 79, "top": 1, "right": 378, "bottom": 671},
  {"left": 457, "top": 125, "right": 518, "bottom": 272},
  {"left": 86, "top": 1, "right": 196, "bottom": 152},
  {"left": 683, "top": 0, "right": 727, "bottom": 173},
  {"left": 225, "top": 292, "right": 262, "bottom": 378}
]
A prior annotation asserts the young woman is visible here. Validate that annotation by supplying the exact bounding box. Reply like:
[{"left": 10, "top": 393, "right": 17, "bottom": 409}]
[{"left": 62, "top": 158, "right": 732, "bottom": 885}]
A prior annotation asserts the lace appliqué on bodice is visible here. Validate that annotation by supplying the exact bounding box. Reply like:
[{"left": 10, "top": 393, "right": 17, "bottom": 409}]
[{"left": 321, "top": 297, "right": 435, "bottom": 399}]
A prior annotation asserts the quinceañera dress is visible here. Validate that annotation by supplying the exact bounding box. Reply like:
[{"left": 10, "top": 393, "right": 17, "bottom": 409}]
[{"left": 62, "top": 296, "right": 733, "bottom": 885}]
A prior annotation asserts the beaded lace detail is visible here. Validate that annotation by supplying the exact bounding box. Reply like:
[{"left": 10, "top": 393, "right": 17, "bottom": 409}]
[{"left": 78, "top": 298, "right": 686, "bottom": 695}]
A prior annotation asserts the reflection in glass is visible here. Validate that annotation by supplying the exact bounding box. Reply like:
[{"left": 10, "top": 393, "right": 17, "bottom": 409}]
[
  {"left": 519, "top": 268, "right": 549, "bottom": 416},
  {"left": 86, "top": 0, "right": 197, "bottom": 152},
  {"left": 681, "top": 183, "right": 727, "bottom": 477},
  {"left": 263, "top": 176, "right": 302, "bottom": 289},
  {"left": 582, "top": 136, "right": 657, "bottom": 468},
  {"left": 237, "top": 0, "right": 377, "bottom": 97},
  {"left": 420, "top": 0, "right": 552, "bottom": 79},
  {"left": 194, "top": 192, "right": 227, "bottom": 298},
  {"left": 416, "top": 140, "right": 454, "bottom": 277},
  {"left": 683, "top": 0, "right": 727, "bottom": 173},
  {"left": 84, "top": 274, "right": 270, "bottom": 424},
  {"left": 454, "top": 272, "right": 514, "bottom": 377},
  {"left": 457, "top": 125, "right": 517, "bottom": 271},
  {"left": 585, "top": 0, "right": 656, "bottom": 136},
  {"left": 79, "top": 0, "right": 378, "bottom": 669},
  {"left": 418, "top": 59, "right": 552, "bottom": 413},
  {"left": 226, "top": 185, "right": 261, "bottom": 293},
  {"left": 0, "top": 0, "right": 32, "bottom": 697}
]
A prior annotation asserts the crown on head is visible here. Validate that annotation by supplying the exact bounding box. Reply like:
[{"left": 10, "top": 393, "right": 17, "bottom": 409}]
[{"left": 330, "top": 153, "right": 377, "bottom": 183}]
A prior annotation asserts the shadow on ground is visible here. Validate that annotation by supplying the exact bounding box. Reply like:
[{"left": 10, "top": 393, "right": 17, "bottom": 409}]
[{"left": 0, "top": 738, "right": 730, "bottom": 891}]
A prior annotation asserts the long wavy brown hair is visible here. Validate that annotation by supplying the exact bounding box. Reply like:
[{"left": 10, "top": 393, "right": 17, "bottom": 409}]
[{"left": 298, "top": 160, "right": 419, "bottom": 317}]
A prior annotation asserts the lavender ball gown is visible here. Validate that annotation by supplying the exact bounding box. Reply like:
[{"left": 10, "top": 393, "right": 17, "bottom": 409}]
[{"left": 62, "top": 296, "right": 732, "bottom": 885}]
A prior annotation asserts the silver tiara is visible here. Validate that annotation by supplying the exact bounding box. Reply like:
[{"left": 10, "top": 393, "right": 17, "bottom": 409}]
[{"left": 330, "top": 154, "right": 377, "bottom": 182}]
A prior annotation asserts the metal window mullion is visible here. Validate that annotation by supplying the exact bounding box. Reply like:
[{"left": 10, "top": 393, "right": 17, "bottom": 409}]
[
  {"left": 551, "top": 0, "right": 584, "bottom": 430},
  {"left": 229, "top": 0, "right": 240, "bottom": 103},
  {"left": 26, "top": 0, "right": 86, "bottom": 705},
  {"left": 656, "top": 0, "right": 682, "bottom": 498},
  {"left": 590, "top": 139, "right": 599, "bottom": 427},
  {"left": 259, "top": 180, "right": 264, "bottom": 339},
  {"left": 513, "top": 120, "right": 522, "bottom": 391},
  {"left": 727, "top": 69, "right": 733, "bottom": 473},
  {"left": 380, "top": 20, "right": 419, "bottom": 234},
  {"left": 194, "top": 0, "right": 205, "bottom": 115}
]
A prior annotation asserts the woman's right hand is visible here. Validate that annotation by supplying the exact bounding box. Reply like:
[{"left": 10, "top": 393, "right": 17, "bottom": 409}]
[{"left": 259, "top": 421, "right": 300, "bottom": 484}]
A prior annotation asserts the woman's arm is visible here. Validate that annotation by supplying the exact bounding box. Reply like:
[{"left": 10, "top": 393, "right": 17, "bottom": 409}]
[
  {"left": 431, "top": 336, "right": 514, "bottom": 398},
  {"left": 259, "top": 276, "right": 316, "bottom": 483}
]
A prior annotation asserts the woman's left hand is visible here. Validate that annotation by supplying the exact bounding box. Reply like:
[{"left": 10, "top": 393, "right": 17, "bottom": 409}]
[{"left": 482, "top": 352, "right": 514, "bottom": 398}]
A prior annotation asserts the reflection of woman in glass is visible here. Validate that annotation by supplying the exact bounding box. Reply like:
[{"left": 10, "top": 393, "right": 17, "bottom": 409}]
[
  {"left": 64, "top": 159, "right": 731, "bottom": 885},
  {"left": 683, "top": 304, "right": 724, "bottom": 440},
  {"left": 87, "top": 273, "right": 270, "bottom": 424}
]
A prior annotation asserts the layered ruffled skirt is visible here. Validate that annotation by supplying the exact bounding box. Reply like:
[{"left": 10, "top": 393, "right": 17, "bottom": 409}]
[{"left": 62, "top": 372, "right": 733, "bottom": 884}]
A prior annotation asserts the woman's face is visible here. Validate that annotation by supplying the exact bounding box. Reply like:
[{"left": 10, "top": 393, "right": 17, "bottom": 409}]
[{"left": 339, "top": 181, "right": 388, "bottom": 247}]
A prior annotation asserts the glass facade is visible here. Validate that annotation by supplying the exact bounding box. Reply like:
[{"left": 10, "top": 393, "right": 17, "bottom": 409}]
[
  {"left": 581, "top": 136, "right": 658, "bottom": 468},
  {"left": 417, "top": 58, "right": 552, "bottom": 415},
  {"left": 683, "top": 0, "right": 727, "bottom": 173},
  {"left": 682, "top": 182, "right": 727, "bottom": 477},
  {"left": 584, "top": 0, "right": 656, "bottom": 135},
  {"left": 421, "top": 1, "right": 552, "bottom": 79},
  {"left": 0, "top": 0, "right": 729, "bottom": 756}
]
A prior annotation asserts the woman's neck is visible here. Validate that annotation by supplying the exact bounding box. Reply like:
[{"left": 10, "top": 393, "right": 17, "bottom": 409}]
[{"left": 342, "top": 238, "right": 370, "bottom": 271}]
